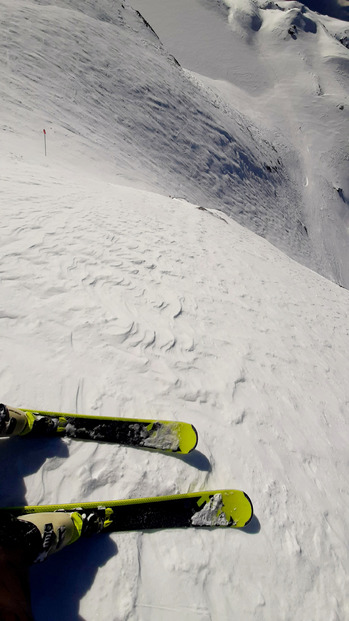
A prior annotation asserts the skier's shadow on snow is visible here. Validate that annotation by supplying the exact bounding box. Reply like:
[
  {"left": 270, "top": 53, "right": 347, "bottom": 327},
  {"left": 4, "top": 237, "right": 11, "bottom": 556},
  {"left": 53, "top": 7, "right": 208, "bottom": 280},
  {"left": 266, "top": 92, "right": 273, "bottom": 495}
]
[
  {"left": 0, "top": 436, "right": 69, "bottom": 506},
  {"left": 30, "top": 532, "right": 117, "bottom": 621},
  {"left": 0, "top": 438, "right": 210, "bottom": 620},
  {"left": 0, "top": 436, "right": 117, "bottom": 621}
]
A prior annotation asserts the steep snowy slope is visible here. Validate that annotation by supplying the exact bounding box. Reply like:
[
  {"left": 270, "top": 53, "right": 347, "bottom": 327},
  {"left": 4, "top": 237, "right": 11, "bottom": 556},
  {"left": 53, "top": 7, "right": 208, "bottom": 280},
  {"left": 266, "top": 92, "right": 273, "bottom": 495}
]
[
  {"left": 132, "top": 0, "right": 349, "bottom": 286},
  {"left": 1, "top": 0, "right": 325, "bottom": 279}
]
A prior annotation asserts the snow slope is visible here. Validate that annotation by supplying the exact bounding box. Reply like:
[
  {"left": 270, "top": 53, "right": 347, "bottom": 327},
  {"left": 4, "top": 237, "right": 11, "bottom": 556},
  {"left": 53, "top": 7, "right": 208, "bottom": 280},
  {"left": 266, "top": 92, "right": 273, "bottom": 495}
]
[
  {"left": 0, "top": 1, "right": 349, "bottom": 620},
  {"left": 3, "top": 0, "right": 349, "bottom": 286},
  {"left": 2, "top": 156, "right": 349, "bottom": 621},
  {"left": 132, "top": 0, "right": 349, "bottom": 287}
]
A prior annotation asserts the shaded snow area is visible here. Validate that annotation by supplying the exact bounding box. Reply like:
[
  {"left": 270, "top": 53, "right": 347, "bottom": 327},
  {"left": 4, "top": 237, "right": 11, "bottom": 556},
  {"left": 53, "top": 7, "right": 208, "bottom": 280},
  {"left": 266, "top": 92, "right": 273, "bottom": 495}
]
[{"left": 0, "top": 1, "right": 348, "bottom": 620}]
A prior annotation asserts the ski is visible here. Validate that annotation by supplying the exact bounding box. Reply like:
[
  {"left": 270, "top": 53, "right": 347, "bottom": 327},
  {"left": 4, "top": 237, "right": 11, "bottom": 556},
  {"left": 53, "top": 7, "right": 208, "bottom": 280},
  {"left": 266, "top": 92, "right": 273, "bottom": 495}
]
[
  {"left": 0, "top": 405, "right": 198, "bottom": 454},
  {"left": 0, "top": 489, "right": 253, "bottom": 530}
]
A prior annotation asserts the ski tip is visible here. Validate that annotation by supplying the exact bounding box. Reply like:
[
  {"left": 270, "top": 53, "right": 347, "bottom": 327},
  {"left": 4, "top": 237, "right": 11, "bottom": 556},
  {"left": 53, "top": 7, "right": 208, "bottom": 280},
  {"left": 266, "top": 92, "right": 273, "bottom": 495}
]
[
  {"left": 188, "top": 424, "right": 199, "bottom": 453},
  {"left": 178, "top": 423, "right": 198, "bottom": 454},
  {"left": 191, "top": 490, "right": 253, "bottom": 528},
  {"left": 218, "top": 490, "right": 253, "bottom": 528},
  {"left": 242, "top": 492, "right": 254, "bottom": 526}
]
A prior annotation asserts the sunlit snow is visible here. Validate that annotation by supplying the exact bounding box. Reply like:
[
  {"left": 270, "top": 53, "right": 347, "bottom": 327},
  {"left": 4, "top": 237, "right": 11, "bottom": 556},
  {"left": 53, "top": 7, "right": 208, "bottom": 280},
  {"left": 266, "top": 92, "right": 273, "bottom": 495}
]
[{"left": 0, "top": 1, "right": 348, "bottom": 620}]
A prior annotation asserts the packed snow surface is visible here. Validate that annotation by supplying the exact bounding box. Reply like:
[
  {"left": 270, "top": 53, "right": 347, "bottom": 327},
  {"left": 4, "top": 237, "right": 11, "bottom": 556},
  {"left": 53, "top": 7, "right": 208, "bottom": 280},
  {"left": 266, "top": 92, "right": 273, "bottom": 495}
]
[{"left": 0, "top": 1, "right": 348, "bottom": 620}]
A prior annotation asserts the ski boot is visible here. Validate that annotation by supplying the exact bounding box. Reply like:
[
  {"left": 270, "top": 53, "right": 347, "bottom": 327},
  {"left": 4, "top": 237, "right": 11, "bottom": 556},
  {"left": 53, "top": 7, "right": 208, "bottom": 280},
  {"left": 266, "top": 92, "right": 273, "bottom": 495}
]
[
  {"left": 0, "top": 403, "right": 59, "bottom": 437},
  {"left": 0, "top": 404, "right": 35, "bottom": 437},
  {"left": 0, "top": 507, "right": 113, "bottom": 564}
]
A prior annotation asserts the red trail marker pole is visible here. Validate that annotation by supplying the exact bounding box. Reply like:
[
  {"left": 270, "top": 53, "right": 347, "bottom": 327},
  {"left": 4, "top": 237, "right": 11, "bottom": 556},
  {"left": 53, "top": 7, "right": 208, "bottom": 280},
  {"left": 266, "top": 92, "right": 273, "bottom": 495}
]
[{"left": 43, "top": 129, "right": 47, "bottom": 156}]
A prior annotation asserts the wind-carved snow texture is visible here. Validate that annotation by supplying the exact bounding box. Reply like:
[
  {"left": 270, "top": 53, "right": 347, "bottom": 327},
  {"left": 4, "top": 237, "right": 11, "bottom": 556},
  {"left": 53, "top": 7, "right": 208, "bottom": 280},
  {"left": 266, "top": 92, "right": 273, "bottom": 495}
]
[
  {"left": 191, "top": 493, "right": 231, "bottom": 527},
  {"left": 1, "top": 156, "right": 349, "bottom": 621},
  {"left": 1, "top": 1, "right": 349, "bottom": 620}
]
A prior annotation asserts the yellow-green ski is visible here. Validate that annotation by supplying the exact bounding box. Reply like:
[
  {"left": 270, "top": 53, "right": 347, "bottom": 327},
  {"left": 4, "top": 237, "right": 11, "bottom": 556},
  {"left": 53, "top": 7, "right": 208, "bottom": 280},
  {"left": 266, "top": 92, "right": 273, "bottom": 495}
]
[
  {"left": 1, "top": 489, "right": 253, "bottom": 530},
  {"left": 1, "top": 404, "right": 198, "bottom": 454}
]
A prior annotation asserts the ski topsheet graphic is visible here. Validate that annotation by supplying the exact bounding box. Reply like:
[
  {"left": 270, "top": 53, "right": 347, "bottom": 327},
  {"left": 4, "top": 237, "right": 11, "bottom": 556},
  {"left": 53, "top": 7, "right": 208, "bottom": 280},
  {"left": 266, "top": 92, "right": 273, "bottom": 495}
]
[
  {"left": 1, "top": 490, "right": 253, "bottom": 530},
  {"left": 1, "top": 405, "right": 198, "bottom": 454}
]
